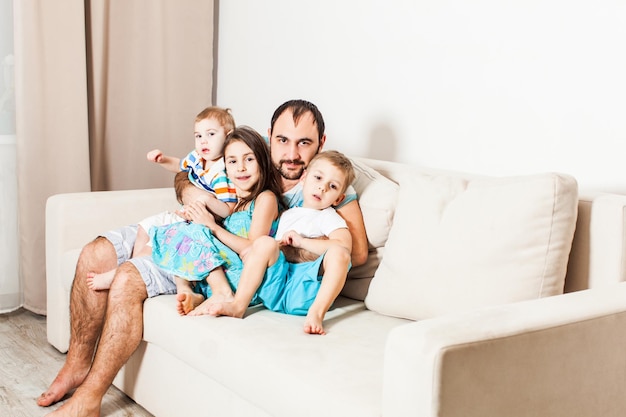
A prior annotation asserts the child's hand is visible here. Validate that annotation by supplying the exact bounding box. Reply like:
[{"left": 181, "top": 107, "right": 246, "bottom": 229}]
[
  {"left": 184, "top": 201, "right": 217, "bottom": 228},
  {"left": 280, "top": 230, "right": 305, "bottom": 249},
  {"left": 147, "top": 149, "right": 164, "bottom": 163},
  {"left": 175, "top": 206, "right": 192, "bottom": 221}
]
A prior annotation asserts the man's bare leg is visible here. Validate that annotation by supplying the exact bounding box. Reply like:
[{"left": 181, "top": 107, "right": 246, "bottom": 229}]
[
  {"left": 208, "top": 236, "right": 279, "bottom": 318},
  {"left": 44, "top": 261, "right": 149, "bottom": 417},
  {"left": 175, "top": 277, "right": 205, "bottom": 315},
  {"left": 38, "top": 237, "right": 115, "bottom": 407},
  {"left": 303, "top": 245, "right": 350, "bottom": 335}
]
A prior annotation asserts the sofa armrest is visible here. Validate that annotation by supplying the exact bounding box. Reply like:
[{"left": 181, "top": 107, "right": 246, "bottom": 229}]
[
  {"left": 45, "top": 188, "right": 178, "bottom": 352},
  {"left": 46, "top": 187, "right": 178, "bottom": 255},
  {"left": 383, "top": 283, "right": 626, "bottom": 417},
  {"left": 565, "top": 191, "right": 626, "bottom": 292}
]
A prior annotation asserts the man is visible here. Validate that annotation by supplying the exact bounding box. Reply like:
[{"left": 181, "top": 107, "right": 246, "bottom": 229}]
[
  {"left": 267, "top": 100, "right": 368, "bottom": 265},
  {"left": 38, "top": 99, "right": 368, "bottom": 416}
]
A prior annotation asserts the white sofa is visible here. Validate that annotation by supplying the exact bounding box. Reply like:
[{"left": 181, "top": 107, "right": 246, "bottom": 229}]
[{"left": 46, "top": 157, "right": 626, "bottom": 417}]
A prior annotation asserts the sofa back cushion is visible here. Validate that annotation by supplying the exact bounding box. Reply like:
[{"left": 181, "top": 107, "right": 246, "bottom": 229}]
[
  {"left": 344, "top": 158, "right": 399, "bottom": 281},
  {"left": 339, "top": 158, "right": 399, "bottom": 300},
  {"left": 365, "top": 170, "right": 578, "bottom": 320}
]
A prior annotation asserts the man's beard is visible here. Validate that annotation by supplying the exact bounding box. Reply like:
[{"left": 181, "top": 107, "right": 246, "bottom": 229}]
[{"left": 277, "top": 160, "right": 305, "bottom": 180}]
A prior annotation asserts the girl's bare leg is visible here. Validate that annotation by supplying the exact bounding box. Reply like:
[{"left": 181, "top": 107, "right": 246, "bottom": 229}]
[{"left": 207, "top": 236, "right": 279, "bottom": 318}]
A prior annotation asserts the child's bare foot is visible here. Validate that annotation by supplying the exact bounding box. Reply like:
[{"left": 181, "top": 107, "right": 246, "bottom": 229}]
[
  {"left": 86, "top": 270, "right": 115, "bottom": 291},
  {"left": 37, "top": 362, "right": 90, "bottom": 407},
  {"left": 176, "top": 292, "right": 205, "bottom": 315},
  {"left": 303, "top": 310, "right": 326, "bottom": 335},
  {"left": 204, "top": 300, "right": 247, "bottom": 318},
  {"left": 187, "top": 291, "right": 236, "bottom": 316}
]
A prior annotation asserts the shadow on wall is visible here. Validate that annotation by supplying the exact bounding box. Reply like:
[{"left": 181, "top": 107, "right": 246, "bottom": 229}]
[{"left": 366, "top": 123, "right": 397, "bottom": 162}]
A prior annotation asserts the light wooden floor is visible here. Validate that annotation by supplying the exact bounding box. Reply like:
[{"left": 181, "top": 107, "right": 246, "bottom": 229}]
[{"left": 0, "top": 308, "right": 153, "bottom": 417}]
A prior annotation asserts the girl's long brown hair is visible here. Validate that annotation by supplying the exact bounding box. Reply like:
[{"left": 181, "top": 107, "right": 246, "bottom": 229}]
[{"left": 225, "top": 126, "right": 285, "bottom": 212}]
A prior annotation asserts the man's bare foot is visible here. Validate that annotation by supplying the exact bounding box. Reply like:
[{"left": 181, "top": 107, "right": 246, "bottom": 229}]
[
  {"left": 176, "top": 292, "right": 205, "bottom": 315},
  {"left": 38, "top": 364, "right": 89, "bottom": 407},
  {"left": 303, "top": 310, "right": 326, "bottom": 335},
  {"left": 43, "top": 387, "right": 102, "bottom": 417},
  {"left": 187, "top": 291, "right": 236, "bottom": 316},
  {"left": 86, "top": 270, "right": 115, "bottom": 291}
]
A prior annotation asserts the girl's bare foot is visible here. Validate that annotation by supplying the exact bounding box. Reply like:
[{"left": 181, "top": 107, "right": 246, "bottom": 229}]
[
  {"left": 176, "top": 292, "right": 205, "bottom": 315},
  {"left": 303, "top": 310, "right": 326, "bottom": 335},
  {"left": 38, "top": 363, "right": 90, "bottom": 407},
  {"left": 187, "top": 291, "right": 236, "bottom": 316},
  {"left": 86, "top": 270, "right": 115, "bottom": 291},
  {"left": 204, "top": 300, "right": 246, "bottom": 318}
]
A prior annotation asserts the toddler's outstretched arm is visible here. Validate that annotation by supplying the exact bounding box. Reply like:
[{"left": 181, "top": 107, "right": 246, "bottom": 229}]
[{"left": 147, "top": 149, "right": 181, "bottom": 173}]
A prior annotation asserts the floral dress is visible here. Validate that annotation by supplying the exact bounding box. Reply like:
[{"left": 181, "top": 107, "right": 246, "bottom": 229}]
[{"left": 150, "top": 200, "right": 276, "bottom": 300}]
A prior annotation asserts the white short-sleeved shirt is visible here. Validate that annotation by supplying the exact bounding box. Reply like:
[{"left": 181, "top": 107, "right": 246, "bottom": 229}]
[{"left": 275, "top": 207, "right": 347, "bottom": 241}]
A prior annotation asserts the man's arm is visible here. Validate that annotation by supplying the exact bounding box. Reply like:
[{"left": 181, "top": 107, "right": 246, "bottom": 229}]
[{"left": 336, "top": 200, "right": 368, "bottom": 267}]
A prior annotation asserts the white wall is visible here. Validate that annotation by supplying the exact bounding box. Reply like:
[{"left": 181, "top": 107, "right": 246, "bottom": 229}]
[{"left": 216, "top": 0, "right": 626, "bottom": 193}]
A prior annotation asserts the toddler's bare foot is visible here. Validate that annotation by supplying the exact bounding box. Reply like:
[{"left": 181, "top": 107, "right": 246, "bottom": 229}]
[
  {"left": 86, "top": 270, "right": 115, "bottom": 291},
  {"left": 176, "top": 292, "right": 205, "bottom": 315},
  {"left": 303, "top": 310, "right": 326, "bottom": 335}
]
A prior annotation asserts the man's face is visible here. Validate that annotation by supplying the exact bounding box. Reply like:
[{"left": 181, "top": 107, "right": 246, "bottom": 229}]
[{"left": 268, "top": 110, "right": 325, "bottom": 181}]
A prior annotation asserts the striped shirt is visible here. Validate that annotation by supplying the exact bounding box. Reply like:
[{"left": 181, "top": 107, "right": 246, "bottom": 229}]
[{"left": 180, "top": 151, "right": 237, "bottom": 203}]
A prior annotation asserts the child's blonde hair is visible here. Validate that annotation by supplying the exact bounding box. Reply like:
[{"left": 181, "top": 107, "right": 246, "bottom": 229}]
[
  {"left": 308, "top": 150, "right": 355, "bottom": 194},
  {"left": 195, "top": 106, "right": 235, "bottom": 133}
]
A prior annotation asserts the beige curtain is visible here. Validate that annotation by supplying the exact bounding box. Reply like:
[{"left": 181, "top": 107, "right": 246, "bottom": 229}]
[
  {"left": 1, "top": 0, "right": 18, "bottom": 313},
  {"left": 14, "top": 0, "right": 215, "bottom": 314}
]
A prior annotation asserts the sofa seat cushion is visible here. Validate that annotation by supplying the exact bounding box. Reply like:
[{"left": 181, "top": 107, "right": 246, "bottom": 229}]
[
  {"left": 142, "top": 295, "right": 410, "bottom": 417},
  {"left": 366, "top": 169, "right": 578, "bottom": 321}
]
